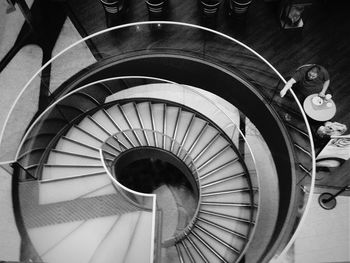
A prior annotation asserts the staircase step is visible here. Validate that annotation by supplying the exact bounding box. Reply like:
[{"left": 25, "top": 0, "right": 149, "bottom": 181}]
[
  {"left": 201, "top": 188, "right": 252, "bottom": 205},
  {"left": 136, "top": 102, "right": 154, "bottom": 131},
  {"left": 78, "top": 116, "right": 111, "bottom": 141},
  {"left": 42, "top": 165, "right": 105, "bottom": 180},
  {"left": 91, "top": 109, "right": 120, "bottom": 135},
  {"left": 198, "top": 216, "right": 249, "bottom": 245},
  {"left": 190, "top": 126, "right": 220, "bottom": 163},
  {"left": 180, "top": 118, "right": 207, "bottom": 156},
  {"left": 181, "top": 235, "right": 210, "bottom": 263},
  {"left": 193, "top": 225, "right": 237, "bottom": 263},
  {"left": 29, "top": 215, "right": 120, "bottom": 263},
  {"left": 134, "top": 102, "right": 155, "bottom": 146},
  {"left": 89, "top": 211, "right": 146, "bottom": 263},
  {"left": 47, "top": 150, "right": 103, "bottom": 165},
  {"left": 195, "top": 137, "right": 232, "bottom": 170},
  {"left": 123, "top": 211, "right": 153, "bottom": 263},
  {"left": 173, "top": 111, "right": 194, "bottom": 146},
  {"left": 197, "top": 217, "right": 247, "bottom": 241},
  {"left": 121, "top": 102, "right": 141, "bottom": 129},
  {"left": 106, "top": 104, "right": 131, "bottom": 130},
  {"left": 175, "top": 242, "right": 195, "bottom": 263},
  {"left": 55, "top": 137, "right": 100, "bottom": 158},
  {"left": 65, "top": 126, "right": 103, "bottom": 148},
  {"left": 188, "top": 231, "right": 222, "bottom": 263},
  {"left": 39, "top": 173, "right": 114, "bottom": 204},
  {"left": 199, "top": 159, "right": 244, "bottom": 186},
  {"left": 107, "top": 104, "right": 142, "bottom": 146},
  {"left": 151, "top": 103, "right": 165, "bottom": 140},
  {"left": 199, "top": 209, "right": 253, "bottom": 230}
]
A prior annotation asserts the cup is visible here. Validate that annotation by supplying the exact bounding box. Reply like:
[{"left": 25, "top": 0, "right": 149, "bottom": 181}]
[{"left": 325, "top": 94, "right": 332, "bottom": 101}]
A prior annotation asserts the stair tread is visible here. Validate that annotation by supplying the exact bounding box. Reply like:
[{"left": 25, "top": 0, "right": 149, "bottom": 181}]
[{"left": 39, "top": 173, "right": 115, "bottom": 204}]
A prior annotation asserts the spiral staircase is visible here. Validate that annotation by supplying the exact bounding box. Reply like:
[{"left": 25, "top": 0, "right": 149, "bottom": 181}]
[
  {"left": 15, "top": 80, "right": 259, "bottom": 263},
  {"left": 1, "top": 22, "right": 316, "bottom": 263}
]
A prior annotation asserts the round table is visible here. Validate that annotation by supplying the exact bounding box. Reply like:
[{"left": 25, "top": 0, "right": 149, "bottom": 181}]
[{"left": 303, "top": 94, "right": 336, "bottom": 122}]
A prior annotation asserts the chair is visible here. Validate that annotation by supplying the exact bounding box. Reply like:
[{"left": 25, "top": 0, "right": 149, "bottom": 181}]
[
  {"left": 145, "top": 0, "right": 168, "bottom": 20},
  {"left": 227, "top": 0, "right": 252, "bottom": 18},
  {"left": 279, "top": 0, "right": 312, "bottom": 29},
  {"left": 99, "top": 0, "right": 126, "bottom": 27},
  {"left": 200, "top": 0, "right": 221, "bottom": 18},
  {"left": 295, "top": 63, "right": 314, "bottom": 71}
]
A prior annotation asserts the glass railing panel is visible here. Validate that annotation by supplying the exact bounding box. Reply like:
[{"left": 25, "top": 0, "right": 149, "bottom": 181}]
[
  {"left": 15, "top": 105, "right": 72, "bottom": 179},
  {"left": 0, "top": 75, "right": 40, "bottom": 164}
]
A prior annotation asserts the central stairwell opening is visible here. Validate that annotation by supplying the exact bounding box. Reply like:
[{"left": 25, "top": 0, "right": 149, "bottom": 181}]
[{"left": 115, "top": 148, "right": 199, "bottom": 246}]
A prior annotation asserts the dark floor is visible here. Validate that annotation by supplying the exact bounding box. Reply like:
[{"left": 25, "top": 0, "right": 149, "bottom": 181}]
[{"left": 65, "top": 0, "right": 350, "bottom": 129}]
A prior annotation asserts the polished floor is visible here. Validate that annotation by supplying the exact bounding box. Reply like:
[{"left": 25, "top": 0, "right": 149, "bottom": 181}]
[{"left": 65, "top": 0, "right": 350, "bottom": 129}]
